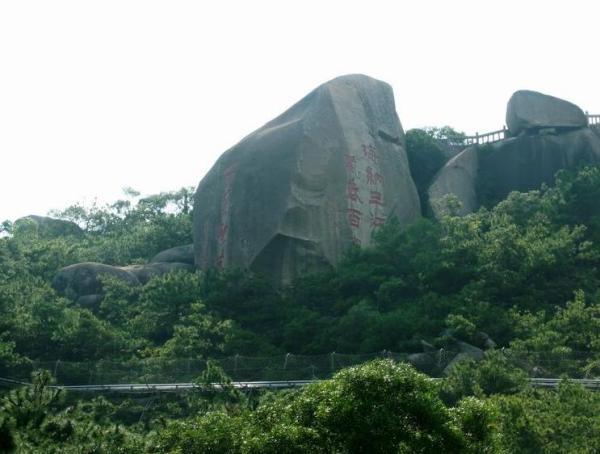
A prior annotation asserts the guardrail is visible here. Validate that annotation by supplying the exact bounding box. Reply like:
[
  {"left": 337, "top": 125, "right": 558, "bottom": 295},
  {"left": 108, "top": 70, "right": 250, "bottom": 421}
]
[
  {"left": 2, "top": 350, "right": 598, "bottom": 391},
  {"left": 588, "top": 113, "right": 600, "bottom": 125},
  {"left": 3, "top": 377, "right": 599, "bottom": 394},
  {"left": 464, "top": 128, "right": 507, "bottom": 146},
  {"left": 447, "top": 112, "right": 600, "bottom": 150}
]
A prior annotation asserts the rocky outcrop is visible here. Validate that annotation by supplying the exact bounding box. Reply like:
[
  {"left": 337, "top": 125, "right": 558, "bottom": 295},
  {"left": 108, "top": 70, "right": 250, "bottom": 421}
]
[
  {"left": 122, "top": 262, "right": 194, "bottom": 285},
  {"left": 150, "top": 244, "right": 194, "bottom": 265},
  {"left": 193, "top": 74, "right": 421, "bottom": 284},
  {"left": 52, "top": 262, "right": 140, "bottom": 301},
  {"left": 429, "top": 91, "right": 600, "bottom": 218},
  {"left": 429, "top": 128, "right": 600, "bottom": 218},
  {"left": 506, "top": 90, "right": 588, "bottom": 136},
  {"left": 14, "top": 215, "right": 83, "bottom": 237},
  {"left": 428, "top": 147, "right": 479, "bottom": 217},
  {"left": 53, "top": 260, "right": 195, "bottom": 303}
]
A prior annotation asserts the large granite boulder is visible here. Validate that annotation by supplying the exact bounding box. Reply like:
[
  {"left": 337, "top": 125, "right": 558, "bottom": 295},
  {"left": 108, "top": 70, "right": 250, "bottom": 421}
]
[
  {"left": 150, "top": 244, "right": 195, "bottom": 265},
  {"left": 193, "top": 74, "right": 420, "bottom": 283},
  {"left": 428, "top": 127, "right": 600, "bottom": 218},
  {"left": 122, "top": 262, "right": 194, "bottom": 285},
  {"left": 14, "top": 215, "right": 83, "bottom": 238},
  {"left": 506, "top": 90, "right": 588, "bottom": 136},
  {"left": 52, "top": 262, "right": 140, "bottom": 301}
]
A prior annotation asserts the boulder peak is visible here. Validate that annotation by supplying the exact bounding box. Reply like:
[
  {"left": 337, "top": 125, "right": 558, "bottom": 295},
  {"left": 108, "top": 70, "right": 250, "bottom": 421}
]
[
  {"left": 193, "top": 74, "right": 420, "bottom": 284},
  {"left": 506, "top": 90, "right": 587, "bottom": 136}
]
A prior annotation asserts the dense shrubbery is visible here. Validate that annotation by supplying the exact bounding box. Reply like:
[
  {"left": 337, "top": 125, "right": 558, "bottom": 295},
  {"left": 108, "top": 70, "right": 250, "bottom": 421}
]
[
  {"left": 1, "top": 157, "right": 599, "bottom": 451},
  {"left": 153, "top": 360, "right": 499, "bottom": 453}
]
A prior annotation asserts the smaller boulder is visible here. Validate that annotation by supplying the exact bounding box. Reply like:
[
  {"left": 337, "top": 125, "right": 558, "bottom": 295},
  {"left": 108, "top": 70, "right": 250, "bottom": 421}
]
[
  {"left": 14, "top": 215, "right": 83, "bottom": 238},
  {"left": 150, "top": 244, "right": 195, "bottom": 265},
  {"left": 472, "top": 331, "right": 497, "bottom": 350},
  {"left": 506, "top": 90, "right": 588, "bottom": 136},
  {"left": 52, "top": 262, "right": 140, "bottom": 301},
  {"left": 407, "top": 352, "right": 438, "bottom": 375},
  {"left": 443, "top": 353, "right": 474, "bottom": 375},
  {"left": 121, "top": 262, "right": 194, "bottom": 285},
  {"left": 456, "top": 341, "right": 485, "bottom": 360}
]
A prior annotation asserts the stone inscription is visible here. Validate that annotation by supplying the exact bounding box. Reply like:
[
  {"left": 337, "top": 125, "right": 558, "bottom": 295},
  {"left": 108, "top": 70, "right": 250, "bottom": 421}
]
[{"left": 344, "top": 143, "right": 386, "bottom": 245}]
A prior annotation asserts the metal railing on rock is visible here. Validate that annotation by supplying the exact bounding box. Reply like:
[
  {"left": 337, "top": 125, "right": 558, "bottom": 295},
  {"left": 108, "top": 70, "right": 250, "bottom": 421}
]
[
  {"left": 442, "top": 112, "right": 600, "bottom": 152},
  {"left": 588, "top": 113, "right": 600, "bottom": 126}
]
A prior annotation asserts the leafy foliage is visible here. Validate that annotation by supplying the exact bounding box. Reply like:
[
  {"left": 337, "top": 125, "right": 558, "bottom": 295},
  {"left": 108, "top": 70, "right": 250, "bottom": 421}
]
[
  {"left": 153, "top": 360, "right": 498, "bottom": 453},
  {"left": 0, "top": 165, "right": 599, "bottom": 451}
]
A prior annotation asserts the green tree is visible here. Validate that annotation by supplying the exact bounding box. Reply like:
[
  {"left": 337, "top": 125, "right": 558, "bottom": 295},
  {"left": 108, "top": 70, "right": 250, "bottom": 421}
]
[
  {"left": 154, "top": 360, "right": 498, "bottom": 453},
  {"left": 495, "top": 382, "right": 600, "bottom": 454},
  {"left": 441, "top": 350, "right": 529, "bottom": 404}
]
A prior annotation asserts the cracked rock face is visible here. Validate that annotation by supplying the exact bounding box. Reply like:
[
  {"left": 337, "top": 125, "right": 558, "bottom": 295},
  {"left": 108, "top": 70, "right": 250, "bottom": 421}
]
[{"left": 193, "top": 74, "right": 420, "bottom": 284}]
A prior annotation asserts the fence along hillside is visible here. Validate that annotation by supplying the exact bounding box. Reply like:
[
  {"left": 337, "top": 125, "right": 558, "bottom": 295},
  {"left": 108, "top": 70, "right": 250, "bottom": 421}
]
[{"left": 0, "top": 349, "right": 597, "bottom": 388}]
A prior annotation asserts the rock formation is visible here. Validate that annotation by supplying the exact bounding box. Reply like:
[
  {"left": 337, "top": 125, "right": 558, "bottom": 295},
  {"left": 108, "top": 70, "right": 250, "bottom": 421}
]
[
  {"left": 122, "top": 262, "right": 194, "bottom": 285},
  {"left": 429, "top": 91, "right": 600, "bottom": 218},
  {"left": 52, "top": 262, "right": 140, "bottom": 301},
  {"left": 150, "top": 244, "right": 194, "bottom": 265},
  {"left": 506, "top": 90, "right": 588, "bottom": 136},
  {"left": 193, "top": 74, "right": 421, "bottom": 284},
  {"left": 52, "top": 259, "right": 194, "bottom": 303},
  {"left": 14, "top": 215, "right": 83, "bottom": 238}
]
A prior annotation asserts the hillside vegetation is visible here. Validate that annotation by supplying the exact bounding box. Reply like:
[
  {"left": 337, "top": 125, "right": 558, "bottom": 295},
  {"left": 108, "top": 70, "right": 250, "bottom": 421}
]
[{"left": 1, "top": 131, "right": 599, "bottom": 451}]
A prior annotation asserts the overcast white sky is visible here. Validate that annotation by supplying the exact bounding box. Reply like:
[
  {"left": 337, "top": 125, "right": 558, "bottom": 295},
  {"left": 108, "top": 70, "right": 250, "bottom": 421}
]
[{"left": 1, "top": 0, "right": 599, "bottom": 222}]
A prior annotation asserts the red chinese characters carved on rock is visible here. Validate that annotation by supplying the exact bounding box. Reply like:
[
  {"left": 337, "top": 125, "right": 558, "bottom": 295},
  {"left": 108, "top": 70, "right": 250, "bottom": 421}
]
[
  {"left": 346, "top": 179, "right": 363, "bottom": 204},
  {"left": 345, "top": 154, "right": 357, "bottom": 174},
  {"left": 216, "top": 250, "right": 225, "bottom": 268},
  {"left": 216, "top": 163, "right": 238, "bottom": 268},
  {"left": 362, "top": 144, "right": 378, "bottom": 163},
  {"left": 217, "top": 224, "right": 229, "bottom": 244},
  {"left": 366, "top": 166, "right": 384, "bottom": 186},
  {"left": 347, "top": 208, "right": 362, "bottom": 229},
  {"left": 369, "top": 190, "right": 384, "bottom": 207}
]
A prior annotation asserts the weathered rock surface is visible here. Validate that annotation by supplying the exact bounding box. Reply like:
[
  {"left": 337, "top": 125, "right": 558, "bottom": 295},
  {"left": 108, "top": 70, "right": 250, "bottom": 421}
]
[
  {"left": 429, "top": 127, "right": 600, "bottom": 218},
  {"left": 122, "top": 262, "right": 194, "bottom": 285},
  {"left": 428, "top": 147, "right": 479, "bottom": 217},
  {"left": 193, "top": 74, "right": 421, "bottom": 283},
  {"left": 150, "top": 244, "right": 195, "bottom": 265},
  {"left": 52, "top": 262, "right": 140, "bottom": 301},
  {"left": 506, "top": 90, "right": 588, "bottom": 136},
  {"left": 407, "top": 352, "right": 441, "bottom": 375},
  {"left": 14, "top": 215, "right": 83, "bottom": 237}
]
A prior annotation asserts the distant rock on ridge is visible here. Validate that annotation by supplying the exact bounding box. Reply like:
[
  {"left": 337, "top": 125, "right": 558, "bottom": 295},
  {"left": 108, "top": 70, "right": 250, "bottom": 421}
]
[
  {"left": 193, "top": 74, "right": 421, "bottom": 284},
  {"left": 14, "top": 215, "right": 83, "bottom": 238}
]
